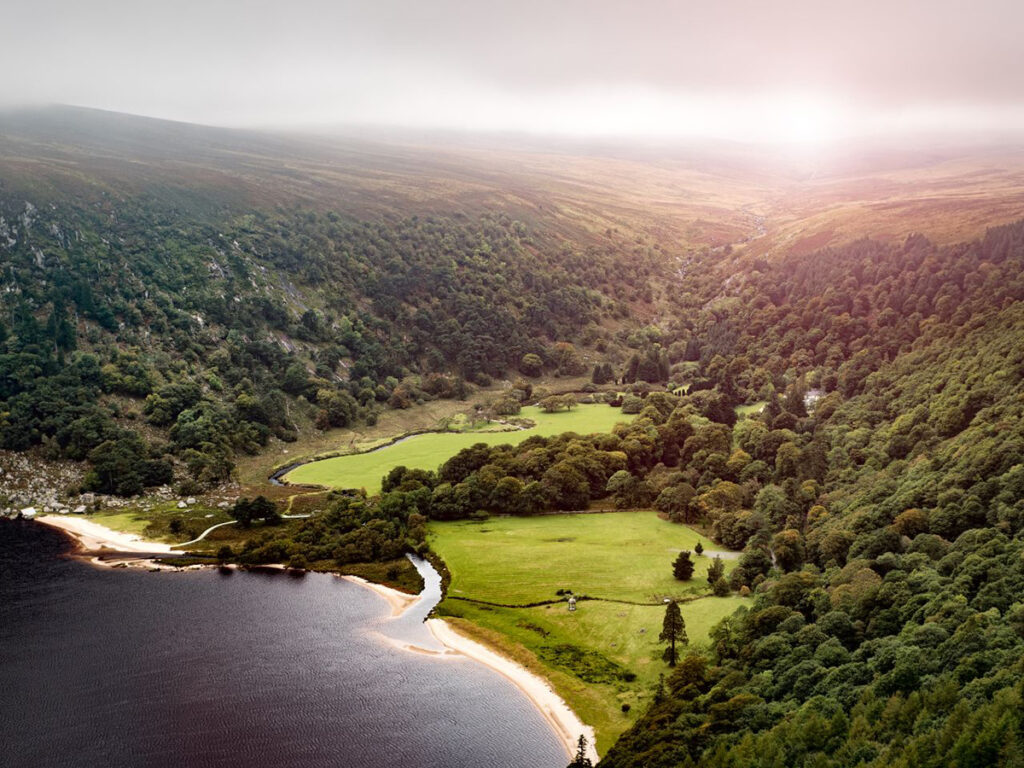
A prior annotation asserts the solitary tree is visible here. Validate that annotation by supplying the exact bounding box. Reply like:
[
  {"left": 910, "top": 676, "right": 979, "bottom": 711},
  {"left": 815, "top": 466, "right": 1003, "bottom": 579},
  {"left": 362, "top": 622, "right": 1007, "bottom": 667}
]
[
  {"left": 520, "top": 353, "right": 544, "bottom": 377},
  {"left": 707, "top": 555, "right": 725, "bottom": 586},
  {"left": 694, "top": 541, "right": 704, "bottom": 556},
  {"left": 673, "top": 551, "right": 695, "bottom": 581},
  {"left": 567, "top": 735, "right": 593, "bottom": 768},
  {"left": 231, "top": 495, "right": 281, "bottom": 527},
  {"left": 538, "top": 395, "right": 567, "bottom": 413},
  {"left": 660, "top": 600, "right": 687, "bottom": 667}
]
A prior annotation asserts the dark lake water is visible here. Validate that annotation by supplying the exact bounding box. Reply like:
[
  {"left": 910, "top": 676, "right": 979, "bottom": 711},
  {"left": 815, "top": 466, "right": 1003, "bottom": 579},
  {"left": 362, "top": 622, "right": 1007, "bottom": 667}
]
[{"left": 0, "top": 520, "right": 566, "bottom": 768}]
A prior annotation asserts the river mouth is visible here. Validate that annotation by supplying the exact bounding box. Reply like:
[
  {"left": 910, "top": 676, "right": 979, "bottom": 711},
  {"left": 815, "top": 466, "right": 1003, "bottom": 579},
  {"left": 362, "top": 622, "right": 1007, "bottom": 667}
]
[{"left": 368, "top": 554, "right": 448, "bottom": 652}]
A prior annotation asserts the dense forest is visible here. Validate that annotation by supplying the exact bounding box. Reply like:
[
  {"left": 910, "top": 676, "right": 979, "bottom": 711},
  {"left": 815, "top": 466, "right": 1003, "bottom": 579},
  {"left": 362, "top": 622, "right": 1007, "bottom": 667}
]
[
  {"left": 595, "top": 224, "right": 1024, "bottom": 765},
  {"left": 0, "top": 192, "right": 659, "bottom": 494}
]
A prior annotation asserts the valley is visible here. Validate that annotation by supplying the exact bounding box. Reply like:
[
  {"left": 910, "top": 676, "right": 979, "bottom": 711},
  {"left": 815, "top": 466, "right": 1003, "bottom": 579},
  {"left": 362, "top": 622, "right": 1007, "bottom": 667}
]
[{"left": 4, "top": 105, "right": 1024, "bottom": 767}]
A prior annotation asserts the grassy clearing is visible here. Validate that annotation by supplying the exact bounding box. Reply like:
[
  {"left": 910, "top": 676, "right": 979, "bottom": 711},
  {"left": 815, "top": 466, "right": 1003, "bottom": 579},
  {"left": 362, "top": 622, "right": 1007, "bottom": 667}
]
[
  {"left": 90, "top": 506, "right": 234, "bottom": 543},
  {"left": 232, "top": 374, "right": 600, "bottom": 489},
  {"left": 233, "top": 396, "right": 492, "bottom": 487},
  {"left": 428, "top": 511, "right": 748, "bottom": 753},
  {"left": 285, "top": 404, "right": 630, "bottom": 494},
  {"left": 430, "top": 511, "right": 733, "bottom": 604},
  {"left": 735, "top": 400, "right": 766, "bottom": 418}
]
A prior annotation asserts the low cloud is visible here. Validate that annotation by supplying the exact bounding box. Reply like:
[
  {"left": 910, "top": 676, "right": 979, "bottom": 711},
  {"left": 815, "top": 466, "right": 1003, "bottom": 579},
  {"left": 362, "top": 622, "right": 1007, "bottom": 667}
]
[{"left": 3, "top": 0, "right": 1022, "bottom": 141}]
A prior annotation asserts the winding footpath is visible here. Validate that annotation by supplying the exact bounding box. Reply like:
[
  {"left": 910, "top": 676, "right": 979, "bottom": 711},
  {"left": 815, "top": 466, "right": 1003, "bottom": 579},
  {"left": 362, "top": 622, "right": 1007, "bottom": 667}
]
[{"left": 172, "top": 512, "right": 313, "bottom": 549}]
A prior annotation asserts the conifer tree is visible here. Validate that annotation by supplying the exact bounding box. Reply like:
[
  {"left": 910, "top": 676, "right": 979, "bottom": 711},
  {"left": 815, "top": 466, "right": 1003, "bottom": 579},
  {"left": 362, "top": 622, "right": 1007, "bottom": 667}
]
[
  {"left": 673, "top": 550, "right": 695, "bottom": 580},
  {"left": 567, "top": 735, "right": 593, "bottom": 768},
  {"left": 660, "top": 601, "right": 687, "bottom": 666},
  {"left": 707, "top": 555, "right": 725, "bottom": 586}
]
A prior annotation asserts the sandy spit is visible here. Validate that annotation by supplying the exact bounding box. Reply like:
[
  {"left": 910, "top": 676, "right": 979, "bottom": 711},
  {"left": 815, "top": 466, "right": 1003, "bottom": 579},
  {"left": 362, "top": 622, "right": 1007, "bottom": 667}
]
[
  {"left": 426, "top": 618, "right": 598, "bottom": 764},
  {"left": 340, "top": 574, "right": 420, "bottom": 617},
  {"left": 343, "top": 572, "right": 597, "bottom": 763},
  {"left": 37, "top": 515, "right": 173, "bottom": 555}
]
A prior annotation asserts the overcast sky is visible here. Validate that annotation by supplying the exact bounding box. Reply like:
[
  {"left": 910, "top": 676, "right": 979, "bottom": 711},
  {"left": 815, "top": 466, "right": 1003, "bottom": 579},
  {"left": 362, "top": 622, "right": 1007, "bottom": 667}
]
[{"left": 4, "top": 0, "right": 1023, "bottom": 143}]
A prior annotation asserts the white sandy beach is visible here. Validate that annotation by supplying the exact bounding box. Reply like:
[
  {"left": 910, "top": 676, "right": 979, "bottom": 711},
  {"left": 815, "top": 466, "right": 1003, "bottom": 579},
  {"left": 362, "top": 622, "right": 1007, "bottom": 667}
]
[
  {"left": 344, "top": 574, "right": 598, "bottom": 763},
  {"left": 340, "top": 574, "right": 420, "bottom": 616},
  {"left": 427, "top": 618, "right": 599, "bottom": 764},
  {"left": 37, "top": 515, "right": 174, "bottom": 554}
]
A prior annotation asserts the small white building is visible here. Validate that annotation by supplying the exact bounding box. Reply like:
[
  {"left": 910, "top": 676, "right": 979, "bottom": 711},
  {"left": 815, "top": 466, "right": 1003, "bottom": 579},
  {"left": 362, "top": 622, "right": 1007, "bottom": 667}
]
[
  {"left": 20, "top": 507, "right": 37, "bottom": 520},
  {"left": 804, "top": 389, "right": 824, "bottom": 410},
  {"left": 567, "top": 596, "right": 577, "bottom": 612}
]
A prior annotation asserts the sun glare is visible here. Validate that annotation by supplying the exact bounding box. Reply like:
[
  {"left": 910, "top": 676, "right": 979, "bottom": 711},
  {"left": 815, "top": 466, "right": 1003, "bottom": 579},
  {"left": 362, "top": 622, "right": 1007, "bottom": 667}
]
[{"left": 772, "top": 94, "right": 842, "bottom": 147}]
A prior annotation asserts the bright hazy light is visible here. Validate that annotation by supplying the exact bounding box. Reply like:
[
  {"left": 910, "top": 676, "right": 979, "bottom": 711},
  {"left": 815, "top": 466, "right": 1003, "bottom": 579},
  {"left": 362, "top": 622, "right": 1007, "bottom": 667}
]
[
  {"left": 299, "top": 78, "right": 858, "bottom": 146},
  {"left": 4, "top": 0, "right": 1024, "bottom": 143},
  {"left": 772, "top": 95, "right": 844, "bottom": 147}
]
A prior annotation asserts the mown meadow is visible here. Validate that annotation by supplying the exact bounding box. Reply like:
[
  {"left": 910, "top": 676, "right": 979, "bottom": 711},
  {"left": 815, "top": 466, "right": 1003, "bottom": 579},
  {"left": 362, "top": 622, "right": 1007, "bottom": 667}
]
[
  {"left": 428, "top": 511, "right": 746, "bottom": 752},
  {"left": 283, "top": 404, "right": 630, "bottom": 493}
]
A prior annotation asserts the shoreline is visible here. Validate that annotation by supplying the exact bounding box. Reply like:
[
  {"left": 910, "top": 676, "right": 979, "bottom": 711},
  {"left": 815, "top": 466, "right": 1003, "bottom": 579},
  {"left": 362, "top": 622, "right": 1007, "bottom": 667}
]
[
  {"left": 36, "top": 514, "right": 598, "bottom": 760},
  {"left": 343, "top": 573, "right": 598, "bottom": 763},
  {"left": 37, "top": 515, "right": 174, "bottom": 560},
  {"left": 426, "top": 618, "right": 599, "bottom": 764},
  {"left": 340, "top": 574, "right": 420, "bottom": 616}
]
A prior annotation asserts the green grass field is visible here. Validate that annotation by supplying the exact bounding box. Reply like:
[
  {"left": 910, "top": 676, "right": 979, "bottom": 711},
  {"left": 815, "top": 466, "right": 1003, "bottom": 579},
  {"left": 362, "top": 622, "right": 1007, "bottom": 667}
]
[
  {"left": 284, "top": 404, "right": 631, "bottom": 494},
  {"left": 428, "top": 511, "right": 747, "bottom": 753},
  {"left": 431, "top": 511, "right": 734, "bottom": 603}
]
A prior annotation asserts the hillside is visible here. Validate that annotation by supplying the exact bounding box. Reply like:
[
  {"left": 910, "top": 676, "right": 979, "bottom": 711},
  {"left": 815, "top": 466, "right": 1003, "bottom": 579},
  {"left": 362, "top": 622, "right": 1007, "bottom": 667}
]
[
  {"left": 0, "top": 108, "right": 676, "bottom": 499},
  {"left": 601, "top": 302, "right": 1024, "bottom": 766}
]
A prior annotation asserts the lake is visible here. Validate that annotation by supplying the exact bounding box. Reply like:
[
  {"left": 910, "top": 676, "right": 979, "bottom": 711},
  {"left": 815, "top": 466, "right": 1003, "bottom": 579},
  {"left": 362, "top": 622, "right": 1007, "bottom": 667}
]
[{"left": 0, "top": 520, "right": 566, "bottom": 768}]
